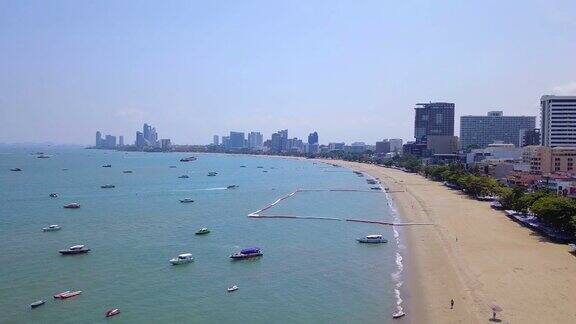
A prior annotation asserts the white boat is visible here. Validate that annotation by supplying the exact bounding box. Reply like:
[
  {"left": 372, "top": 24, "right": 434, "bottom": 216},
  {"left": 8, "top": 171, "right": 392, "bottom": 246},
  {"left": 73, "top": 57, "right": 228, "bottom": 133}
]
[
  {"left": 357, "top": 234, "right": 388, "bottom": 244},
  {"left": 180, "top": 198, "right": 194, "bottom": 203},
  {"left": 227, "top": 285, "right": 238, "bottom": 292},
  {"left": 43, "top": 224, "right": 61, "bottom": 232},
  {"left": 392, "top": 310, "right": 406, "bottom": 319},
  {"left": 170, "top": 253, "right": 194, "bottom": 265}
]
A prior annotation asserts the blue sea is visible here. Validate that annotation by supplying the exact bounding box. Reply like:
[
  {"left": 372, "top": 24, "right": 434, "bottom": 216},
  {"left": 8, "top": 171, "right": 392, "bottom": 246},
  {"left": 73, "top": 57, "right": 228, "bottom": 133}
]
[{"left": 0, "top": 147, "right": 405, "bottom": 323}]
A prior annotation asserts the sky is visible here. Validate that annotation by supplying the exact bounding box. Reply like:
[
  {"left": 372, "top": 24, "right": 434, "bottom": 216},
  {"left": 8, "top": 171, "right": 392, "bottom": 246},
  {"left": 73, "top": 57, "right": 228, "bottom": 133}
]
[{"left": 0, "top": 0, "right": 575, "bottom": 145}]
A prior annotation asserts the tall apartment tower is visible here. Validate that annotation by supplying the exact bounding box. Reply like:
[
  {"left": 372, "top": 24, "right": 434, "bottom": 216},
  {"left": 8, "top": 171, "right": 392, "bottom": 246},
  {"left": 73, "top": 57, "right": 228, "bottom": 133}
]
[
  {"left": 541, "top": 95, "right": 576, "bottom": 147},
  {"left": 460, "top": 111, "right": 536, "bottom": 149},
  {"left": 308, "top": 132, "right": 319, "bottom": 145},
  {"left": 213, "top": 135, "right": 219, "bottom": 146},
  {"left": 414, "top": 102, "right": 455, "bottom": 143}
]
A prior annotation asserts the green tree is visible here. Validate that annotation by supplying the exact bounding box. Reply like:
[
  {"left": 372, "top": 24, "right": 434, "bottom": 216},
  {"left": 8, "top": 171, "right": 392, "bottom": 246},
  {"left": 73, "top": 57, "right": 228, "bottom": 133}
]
[{"left": 531, "top": 196, "right": 576, "bottom": 233}]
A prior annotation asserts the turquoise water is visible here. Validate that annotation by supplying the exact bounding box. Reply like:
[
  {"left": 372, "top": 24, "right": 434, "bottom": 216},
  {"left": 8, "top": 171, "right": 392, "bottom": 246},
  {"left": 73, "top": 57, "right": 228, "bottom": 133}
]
[{"left": 0, "top": 148, "right": 402, "bottom": 323}]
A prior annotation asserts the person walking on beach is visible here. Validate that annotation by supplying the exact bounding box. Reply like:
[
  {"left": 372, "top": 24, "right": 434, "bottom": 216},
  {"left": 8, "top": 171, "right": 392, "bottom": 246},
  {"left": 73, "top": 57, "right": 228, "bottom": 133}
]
[{"left": 450, "top": 299, "right": 454, "bottom": 309}]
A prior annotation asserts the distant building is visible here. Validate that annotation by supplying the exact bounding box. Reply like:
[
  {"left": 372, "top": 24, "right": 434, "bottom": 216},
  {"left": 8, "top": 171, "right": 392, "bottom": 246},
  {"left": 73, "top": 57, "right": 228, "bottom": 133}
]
[
  {"left": 375, "top": 140, "right": 391, "bottom": 154},
  {"left": 228, "top": 132, "right": 245, "bottom": 149},
  {"left": 519, "top": 129, "right": 540, "bottom": 147},
  {"left": 136, "top": 131, "right": 145, "bottom": 150},
  {"left": 248, "top": 132, "right": 264, "bottom": 149},
  {"left": 160, "top": 139, "right": 171, "bottom": 151},
  {"left": 521, "top": 146, "right": 576, "bottom": 174},
  {"left": 213, "top": 135, "right": 219, "bottom": 146},
  {"left": 95, "top": 131, "right": 102, "bottom": 148},
  {"left": 460, "top": 111, "right": 536, "bottom": 149},
  {"left": 541, "top": 95, "right": 576, "bottom": 147},
  {"left": 414, "top": 102, "right": 455, "bottom": 143},
  {"left": 328, "top": 142, "right": 345, "bottom": 152},
  {"left": 222, "top": 136, "right": 230, "bottom": 149},
  {"left": 118, "top": 136, "right": 124, "bottom": 147},
  {"left": 389, "top": 139, "right": 403, "bottom": 152},
  {"left": 270, "top": 130, "right": 288, "bottom": 152},
  {"left": 426, "top": 135, "right": 459, "bottom": 155},
  {"left": 345, "top": 142, "right": 366, "bottom": 154},
  {"left": 403, "top": 142, "right": 428, "bottom": 157},
  {"left": 105, "top": 135, "right": 117, "bottom": 148},
  {"left": 308, "top": 132, "right": 319, "bottom": 145},
  {"left": 466, "top": 142, "right": 522, "bottom": 165}
]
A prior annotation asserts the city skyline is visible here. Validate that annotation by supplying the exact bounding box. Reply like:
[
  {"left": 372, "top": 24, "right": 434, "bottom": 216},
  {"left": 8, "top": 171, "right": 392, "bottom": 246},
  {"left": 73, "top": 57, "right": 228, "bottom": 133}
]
[{"left": 1, "top": 1, "right": 575, "bottom": 145}]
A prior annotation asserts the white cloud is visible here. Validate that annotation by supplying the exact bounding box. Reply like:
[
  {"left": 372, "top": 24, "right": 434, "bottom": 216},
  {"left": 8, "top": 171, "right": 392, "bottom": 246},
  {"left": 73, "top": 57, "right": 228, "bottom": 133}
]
[{"left": 551, "top": 81, "right": 576, "bottom": 95}]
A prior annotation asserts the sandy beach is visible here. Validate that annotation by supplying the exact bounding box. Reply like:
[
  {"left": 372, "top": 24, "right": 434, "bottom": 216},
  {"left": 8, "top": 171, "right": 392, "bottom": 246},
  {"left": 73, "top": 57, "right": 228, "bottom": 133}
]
[{"left": 325, "top": 160, "right": 576, "bottom": 323}]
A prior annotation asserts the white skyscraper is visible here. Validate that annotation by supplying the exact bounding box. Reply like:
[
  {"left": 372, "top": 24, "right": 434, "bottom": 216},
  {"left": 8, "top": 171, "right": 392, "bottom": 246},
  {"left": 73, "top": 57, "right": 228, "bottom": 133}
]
[
  {"left": 541, "top": 95, "right": 576, "bottom": 147},
  {"left": 248, "top": 132, "right": 263, "bottom": 149},
  {"left": 213, "top": 135, "right": 219, "bottom": 146}
]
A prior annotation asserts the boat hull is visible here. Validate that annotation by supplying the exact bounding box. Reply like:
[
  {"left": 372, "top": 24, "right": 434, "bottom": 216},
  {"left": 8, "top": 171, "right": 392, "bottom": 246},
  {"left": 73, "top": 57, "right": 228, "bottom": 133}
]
[
  {"left": 170, "top": 258, "right": 194, "bottom": 265},
  {"left": 30, "top": 300, "right": 45, "bottom": 308},
  {"left": 230, "top": 252, "right": 263, "bottom": 260},
  {"left": 59, "top": 249, "right": 90, "bottom": 255},
  {"left": 356, "top": 238, "right": 388, "bottom": 243}
]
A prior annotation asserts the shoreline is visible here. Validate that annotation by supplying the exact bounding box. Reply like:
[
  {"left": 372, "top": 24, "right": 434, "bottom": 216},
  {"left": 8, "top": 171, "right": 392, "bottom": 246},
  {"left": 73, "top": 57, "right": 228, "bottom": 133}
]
[{"left": 322, "top": 159, "right": 576, "bottom": 323}]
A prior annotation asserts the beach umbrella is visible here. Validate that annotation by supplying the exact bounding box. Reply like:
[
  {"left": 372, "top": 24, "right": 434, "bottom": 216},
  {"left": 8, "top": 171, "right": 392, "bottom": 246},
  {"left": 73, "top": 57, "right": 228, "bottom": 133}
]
[{"left": 490, "top": 304, "right": 502, "bottom": 321}]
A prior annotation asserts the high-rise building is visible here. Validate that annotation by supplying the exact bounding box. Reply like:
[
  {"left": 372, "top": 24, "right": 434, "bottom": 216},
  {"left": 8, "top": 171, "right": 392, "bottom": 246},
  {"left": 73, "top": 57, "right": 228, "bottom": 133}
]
[
  {"left": 136, "top": 131, "right": 144, "bottom": 149},
  {"left": 143, "top": 123, "right": 152, "bottom": 142},
  {"left": 95, "top": 131, "right": 102, "bottom": 147},
  {"left": 375, "top": 140, "right": 391, "bottom": 154},
  {"left": 229, "top": 132, "right": 245, "bottom": 149},
  {"left": 105, "top": 135, "right": 117, "bottom": 148},
  {"left": 160, "top": 139, "right": 171, "bottom": 151},
  {"left": 271, "top": 133, "right": 282, "bottom": 152},
  {"left": 541, "top": 95, "right": 576, "bottom": 147},
  {"left": 389, "top": 139, "right": 403, "bottom": 152},
  {"left": 213, "top": 135, "right": 219, "bottom": 146},
  {"left": 519, "top": 129, "right": 541, "bottom": 147},
  {"left": 221, "top": 136, "right": 230, "bottom": 149},
  {"left": 248, "top": 132, "right": 263, "bottom": 149},
  {"left": 460, "top": 111, "right": 536, "bottom": 149},
  {"left": 308, "top": 132, "right": 319, "bottom": 145},
  {"left": 414, "top": 102, "right": 455, "bottom": 143},
  {"left": 118, "top": 136, "right": 124, "bottom": 147}
]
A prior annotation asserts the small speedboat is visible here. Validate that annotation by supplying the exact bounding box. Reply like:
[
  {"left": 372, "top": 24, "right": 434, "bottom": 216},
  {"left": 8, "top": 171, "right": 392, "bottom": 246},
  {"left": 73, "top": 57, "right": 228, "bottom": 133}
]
[
  {"left": 170, "top": 253, "right": 194, "bottom": 265},
  {"left": 59, "top": 245, "right": 90, "bottom": 255},
  {"left": 30, "top": 300, "right": 46, "bottom": 308},
  {"left": 230, "top": 247, "right": 263, "bottom": 260},
  {"left": 240, "top": 165, "right": 247, "bottom": 168},
  {"left": 392, "top": 310, "right": 406, "bottom": 319},
  {"left": 207, "top": 172, "right": 218, "bottom": 176},
  {"left": 178, "top": 175, "right": 189, "bottom": 179},
  {"left": 105, "top": 308, "right": 120, "bottom": 317},
  {"left": 49, "top": 193, "right": 59, "bottom": 198},
  {"left": 195, "top": 227, "right": 210, "bottom": 235},
  {"left": 43, "top": 224, "right": 61, "bottom": 232},
  {"left": 123, "top": 170, "right": 133, "bottom": 173},
  {"left": 180, "top": 198, "right": 194, "bottom": 203},
  {"left": 10, "top": 168, "right": 22, "bottom": 172},
  {"left": 180, "top": 156, "right": 197, "bottom": 162},
  {"left": 357, "top": 234, "right": 387, "bottom": 244},
  {"left": 169, "top": 166, "right": 177, "bottom": 168},
  {"left": 227, "top": 185, "right": 239, "bottom": 189},
  {"left": 54, "top": 291, "right": 71, "bottom": 299},
  {"left": 227, "top": 285, "right": 238, "bottom": 292},
  {"left": 370, "top": 187, "right": 382, "bottom": 190},
  {"left": 37, "top": 155, "right": 50, "bottom": 159},
  {"left": 102, "top": 164, "right": 112, "bottom": 168},
  {"left": 59, "top": 291, "right": 82, "bottom": 299},
  {"left": 100, "top": 184, "right": 115, "bottom": 189},
  {"left": 256, "top": 166, "right": 264, "bottom": 169},
  {"left": 63, "top": 203, "right": 80, "bottom": 209}
]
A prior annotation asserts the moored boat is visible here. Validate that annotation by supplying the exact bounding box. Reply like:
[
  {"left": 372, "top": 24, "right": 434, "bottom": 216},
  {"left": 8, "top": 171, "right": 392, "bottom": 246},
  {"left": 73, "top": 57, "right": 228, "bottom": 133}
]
[
  {"left": 180, "top": 198, "right": 194, "bottom": 203},
  {"left": 195, "top": 227, "right": 210, "bottom": 235},
  {"left": 123, "top": 170, "right": 133, "bottom": 173},
  {"left": 180, "top": 156, "right": 197, "bottom": 162},
  {"left": 106, "top": 308, "right": 121, "bottom": 317},
  {"left": 170, "top": 253, "right": 194, "bottom": 265},
  {"left": 100, "top": 184, "right": 115, "bottom": 189},
  {"left": 227, "top": 285, "right": 238, "bottom": 292},
  {"left": 357, "top": 234, "right": 388, "bottom": 244},
  {"left": 102, "top": 164, "right": 112, "bottom": 168},
  {"left": 10, "top": 168, "right": 22, "bottom": 172},
  {"left": 63, "top": 203, "right": 80, "bottom": 209},
  {"left": 49, "top": 193, "right": 58, "bottom": 198},
  {"left": 59, "top": 245, "right": 90, "bottom": 255},
  {"left": 227, "top": 185, "right": 239, "bottom": 189},
  {"left": 30, "top": 300, "right": 46, "bottom": 308},
  {"left": 43, "top": 224, "right": 61, "bottom": 232},
  {"left": 178, "top": 175, "right": 189, "bottom": 179},
  {"left": 53, "top": 291, "right": 71, "bottom": 299},
  {"left": 230, "top": 247, "right": 263, "bottom": 260},
  {"left": 392, "top": 310, "right": 406, "bottom": 319},
  {"left": 207, "top": 172, "right": 218, "bottom": 176},
  {"left": 59, "top": 291, "right": 82, "bottom": 299},
  {"left": 37, "top": 155, "right": 50, "bottom": 159}
]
